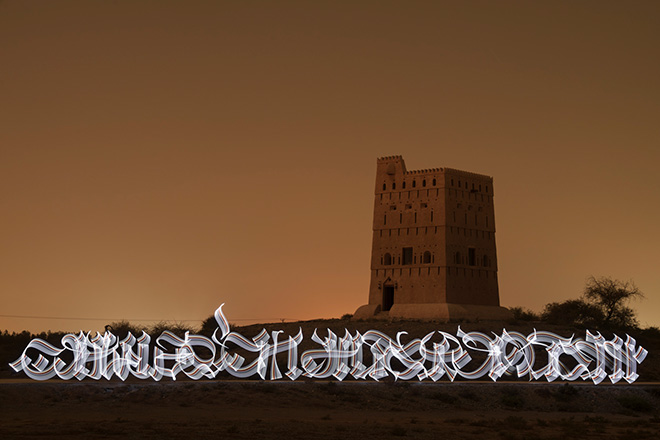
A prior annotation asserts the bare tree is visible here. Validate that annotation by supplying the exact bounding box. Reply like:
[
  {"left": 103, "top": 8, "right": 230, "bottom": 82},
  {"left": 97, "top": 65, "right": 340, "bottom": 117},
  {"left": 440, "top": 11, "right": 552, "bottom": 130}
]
[{"left": 583, "top": 276, "right": 644, "bottom": 328}]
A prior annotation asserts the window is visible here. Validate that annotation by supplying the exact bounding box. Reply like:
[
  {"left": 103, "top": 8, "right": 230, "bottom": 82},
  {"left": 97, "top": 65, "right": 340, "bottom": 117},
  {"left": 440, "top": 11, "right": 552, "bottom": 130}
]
[
  {"left": 384, "top": 253, "right": 392, "bottom": 265},
  {"left": 483, "top": 255, "right": 489, "bottom": 267},
  {"left": 432, "top": 178, "right": 436, "bottom": 186},
  {"left": 412, "top": 180, "right": 416, "bottom": 188},
  {"left": 423, "top": 251, "right": 432, "bottom": 264},
  {"left": 455, "top": 251, "right": 461, "bottom": 265},
  {"left": 402, "top": 247, "right": 413, "bottom": 265},
  {"left": 402, "top": 181, "right": 406, "bottom": 189},
  {"left": 422, "top": 179, "right": 426, "bottom": 187},
  {"left": 468, "top": 248, "right": 476, "bottom": 266},
  {"left": 430, "top": 211, "right": 434, "bottom": 222},
  {"left": 384, "top": 214, "right": 387, "bottom": 225},
  {"left": 392, "top": 182, "right": 396, "bottom": 190},
  {"left": 399, "top": 213, "right": 402, "bottom": 223},
  {"left": 382, "top": 183, "right": 386, "bottom": 190}
]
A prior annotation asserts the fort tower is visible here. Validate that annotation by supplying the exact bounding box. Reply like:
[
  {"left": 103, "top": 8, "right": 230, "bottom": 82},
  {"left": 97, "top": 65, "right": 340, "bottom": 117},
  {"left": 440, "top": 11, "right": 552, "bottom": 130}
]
[{"left": 354, "top": 156, "right": 511, "bottom": 320}]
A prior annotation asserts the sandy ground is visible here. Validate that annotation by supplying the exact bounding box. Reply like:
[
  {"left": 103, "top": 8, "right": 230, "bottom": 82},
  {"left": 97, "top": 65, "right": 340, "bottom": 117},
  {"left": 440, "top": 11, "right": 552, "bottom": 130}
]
[{"left": 1, "top": 380, "right": 659, "bottom": 440}]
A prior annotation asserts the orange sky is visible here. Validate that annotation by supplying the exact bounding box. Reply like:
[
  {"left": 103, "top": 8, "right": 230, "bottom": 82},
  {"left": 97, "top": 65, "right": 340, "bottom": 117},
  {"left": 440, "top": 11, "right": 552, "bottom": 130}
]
[{"left": 1, "top": 1, "right": 659, "bottom": 333}]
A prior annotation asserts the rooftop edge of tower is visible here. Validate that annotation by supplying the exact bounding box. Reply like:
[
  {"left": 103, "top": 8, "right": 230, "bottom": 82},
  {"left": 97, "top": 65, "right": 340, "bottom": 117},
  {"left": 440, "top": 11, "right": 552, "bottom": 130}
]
[
  {"left": 441, "top": 167, "right": 493, "bottom": 182},
  {"left": 377, "top": 156, "right": 493, "bottom": 181}
]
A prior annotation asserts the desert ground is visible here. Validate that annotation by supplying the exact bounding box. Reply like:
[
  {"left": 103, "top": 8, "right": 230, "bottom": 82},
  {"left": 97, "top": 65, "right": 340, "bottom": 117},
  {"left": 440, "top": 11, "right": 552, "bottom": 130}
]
[{"left": 1, "top": 380, "right": 659, "bottom": 439}]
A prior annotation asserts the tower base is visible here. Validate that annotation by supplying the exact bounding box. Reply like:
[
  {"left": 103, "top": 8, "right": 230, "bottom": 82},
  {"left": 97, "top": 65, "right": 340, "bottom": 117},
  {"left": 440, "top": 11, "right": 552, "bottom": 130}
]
[{"left": 353, "top": 303, "right": 512, "bottom": 321}]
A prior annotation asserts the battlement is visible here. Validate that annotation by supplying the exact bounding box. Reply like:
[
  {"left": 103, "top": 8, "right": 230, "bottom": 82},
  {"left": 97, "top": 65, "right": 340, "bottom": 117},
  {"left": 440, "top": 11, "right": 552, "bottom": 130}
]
[{"left": 405, "top": 168, "right": 443, "bottom": 175}]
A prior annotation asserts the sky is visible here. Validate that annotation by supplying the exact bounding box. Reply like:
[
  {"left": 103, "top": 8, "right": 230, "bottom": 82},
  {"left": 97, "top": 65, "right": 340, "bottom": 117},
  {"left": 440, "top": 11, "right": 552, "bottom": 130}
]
[{"left": 1, "top": 0, "right": 659, "bottom": 333}]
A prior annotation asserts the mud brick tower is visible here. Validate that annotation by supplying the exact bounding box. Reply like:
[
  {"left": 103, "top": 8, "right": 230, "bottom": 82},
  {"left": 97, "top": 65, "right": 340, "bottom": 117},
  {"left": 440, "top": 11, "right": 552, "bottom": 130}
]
[{"left": 354, "top": 156, "right": 511, "bottom": 320}]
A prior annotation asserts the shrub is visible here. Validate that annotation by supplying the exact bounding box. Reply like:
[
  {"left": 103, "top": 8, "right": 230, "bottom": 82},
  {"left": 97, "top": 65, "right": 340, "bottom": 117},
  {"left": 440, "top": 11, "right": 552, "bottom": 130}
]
[
  {"left": 510, "top": 307, "right": 540, "bottom": 321},
  {"left": 148, "top": 321, "right": 196, "bottom": 338},
  {"left": 105, "top": 320, "right": 145, "bottom": 338},
  {"left": 541, "top": 299, "right": 604, "bottom": 327}
]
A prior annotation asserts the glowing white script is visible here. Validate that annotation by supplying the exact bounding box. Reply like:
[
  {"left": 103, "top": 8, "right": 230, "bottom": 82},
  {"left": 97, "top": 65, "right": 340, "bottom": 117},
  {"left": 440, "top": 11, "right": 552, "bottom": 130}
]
[{"left": 10, "top": 305, "right": 647, "bottom": 383}]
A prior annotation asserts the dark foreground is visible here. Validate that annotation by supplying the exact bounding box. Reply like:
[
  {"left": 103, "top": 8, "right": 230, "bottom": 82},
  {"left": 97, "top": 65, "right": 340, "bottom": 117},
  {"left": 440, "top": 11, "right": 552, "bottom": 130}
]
[{"left": 1, "top": 380, "right": 659, "bottom": 439}]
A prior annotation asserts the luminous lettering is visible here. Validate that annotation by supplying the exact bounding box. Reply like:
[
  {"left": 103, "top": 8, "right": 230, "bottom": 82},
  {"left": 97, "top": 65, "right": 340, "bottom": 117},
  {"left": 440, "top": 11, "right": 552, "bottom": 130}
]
[{"left": 10, "top": 305, "right": 648, "bottom": 383}]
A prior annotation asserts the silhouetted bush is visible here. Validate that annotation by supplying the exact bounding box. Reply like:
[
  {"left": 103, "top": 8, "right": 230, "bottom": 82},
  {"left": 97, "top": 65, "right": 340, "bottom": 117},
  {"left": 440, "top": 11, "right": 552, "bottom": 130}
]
[
  {"left": 538, "top": 276, "right": 644, "bottom": 331},
  {"left": 510, "top": 307, "right": 540, "bottom": 321},
  {"left": 148, "top": 321, "right": 196, "bottom": 338},
  {"left": 104, "top": 320, "right": 146, "bottom": 339},
  {"left": 541, "top": 299, "right": 604, "bottom": 327},
  {"left": 199, "top": 315, "right": 218, "bottom": 337}
]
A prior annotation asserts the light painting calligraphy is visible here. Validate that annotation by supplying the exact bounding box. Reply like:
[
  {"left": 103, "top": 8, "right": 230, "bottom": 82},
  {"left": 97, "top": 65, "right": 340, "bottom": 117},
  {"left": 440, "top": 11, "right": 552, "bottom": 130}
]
[{"left": 10, "top": 305, "right": 648, "bottom": 383}]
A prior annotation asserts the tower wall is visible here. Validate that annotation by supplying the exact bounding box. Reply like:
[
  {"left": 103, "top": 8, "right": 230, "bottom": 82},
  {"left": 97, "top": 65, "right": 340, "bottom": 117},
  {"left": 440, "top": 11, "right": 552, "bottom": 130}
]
[{"left": 357, "top": 155, "right": 507, "bottom": 320}]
